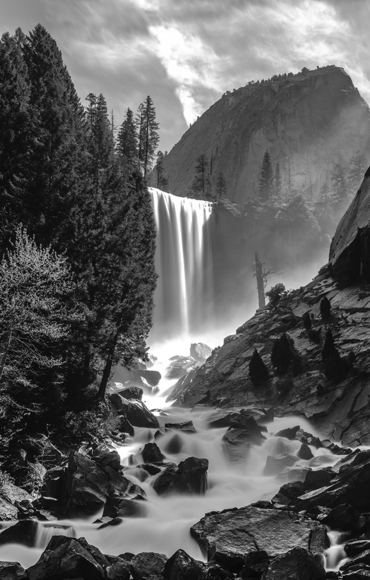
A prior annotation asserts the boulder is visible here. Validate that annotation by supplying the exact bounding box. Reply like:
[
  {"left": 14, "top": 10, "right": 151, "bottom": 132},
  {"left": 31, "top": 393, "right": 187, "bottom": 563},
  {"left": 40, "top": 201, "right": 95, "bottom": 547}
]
[
  {"left": 165, "top": 421, "right": 196, "bottom": 433},
  {"left": 153, "top": 457, "right": 208, "bottom": 496},
  {"left": 190, "top": 343, "right": 212, "bottom": 362},
  {"left": 275, "top": 425, "right": 301, "bottom": 440},
  {"left": 163, "top": 548, "right": 206, "bottom": 579},
  {"left": 0, "top": 562, "right": 28, "bottom": 580},
  {"left": 109, "top": 395, "right": 159, "bottom": 428},
  {"left": 0, "top": 497, "right": 18, "bottom": 520},
  {"left": 190, "top": 505, "right": 327, "bottom": 573},
  {"left": 303, "top": 468, "right": 335, "bottom": 491},
  {"left": 106, "top": 559, "right": 130, "bottom": 580},
  {"left": 319, "top": 503, "right": 364, "bottom": 533},
  {"left": 91, "top": 445, "right": 121, "bottom": 471},
  {"left": 134, "top": 370, "right": 161, "bottom": 387},
  {"left": 103, "top": 497, "right": 146, "bottom": 518},
  {"left": 262, "top": 546, "right": 325, "bottom": 580},
  {"left": 222, "top": 414, "right": 266, "bottom": 461},
  {"left": 166, "top": 357, "right": 198, "bottom": 379},
  {"left": 271, "top": 481, "right": 305, "bottom": 505},
  {"left": 116, "top": 386, "right": 143, "bottom": 400},
  {"left": 40, "top": 466, "right": 65, "bottom": 501},
  {"left": 297, "top": 443, "right": 314, "bottom": 460},
  {"left": 164, "top": 434, "right": 184, "bottom": 454},
  {"left": 0, "top": 520, "right": 38, "bottom": 547},
  {"left": 240, "top": 551, "right": 269, "bottom": 578},
  {"left": 62, "top": 451, "right": 145, "bottom": 518},
  {"left": 263, "top": 454, "right": 298, "bottom": 476},
  {"left": 141, "top": 443, "right": 165, "bottom": 464},
  {"left": 345, "top": 541, "right": 370, "bottom": 558},
  {"left": 27, "top": 536, "right": 107, "bottom": 580},
  {"left": 130, "top": 552, "right": 168, "bottom": 580}
]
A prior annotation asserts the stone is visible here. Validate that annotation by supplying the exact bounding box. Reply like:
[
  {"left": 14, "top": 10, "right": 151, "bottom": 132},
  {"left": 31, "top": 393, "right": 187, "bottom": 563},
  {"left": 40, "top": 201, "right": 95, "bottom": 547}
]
[
  {"left": 130, "top": 552, "right": 168, "bottom": 580},
  {"left": 275, "top": 425, "right": 301, "bottom": 440},
  {"left": 0, "top": 520, "right": 38, "bottom": 547},
  {"left": 141, "top": 442, "right": 165, "bottom": 463},
  {"left": 0, "top": 497, "right": 18, "bottom": 520},
  {"left": 222, "top": 414, "right": 266, "bottom": 461},
  {"left": 164, "top": 434, "right": 184, "bottom": 454},
  {"left": 153, "top": 457, "right": 208, "bottom": 496},
  {"left": 341, "top": 551, "right": 370, "bottom": 573},
  {"left": 27, "top": 536, "right": 106, "bottom": 580},
  {"left": 109, "top": 394, "right": 159, "bottom": 428},
  {"left": 163, "top": 548, "right": 206, "bottom": 579},
  {"left": 62, "top": 451, "right": 145, "bottom": 518},
  {"left": 261, "top": 546, "right": 325, "bottom": 580},
  {"left": 117, "top": 386, "right": 143, "bottom": 400},
  {"left": 318, "top": 503, "right": 364, "bottom": 533},
  {"left": 345, "top": 541, "right": 370, "bottom": 558},
  {"left": 240, "top": 551, "right": 270, "bottom": 578},
  {"left": 102, "top": 497, "right": 146, "bottom": 518},
  {"left": 271, "top": 481, "right": 305, "bottom": 505},
  {"left": 164, "top": 421, "right": 196, "bottom": 433},
  {"left": 297, "top": 443, "right": 314, "bottom": 460},
  {"left": 91, "top": 445, "right": 121, "bottom": 471},
  {"left": 0, "top": 562, "right": 28, "bottom": 580},
  {"left": 191, "top": 505, "right": 327, "bottom": 573},
  {"left": 263, "top": 454, "right": 298, "bottom": 476},
  {"left": 190, "top": 343, "right": 212, "bottom": 362},
  {"left": 303, "top": 468, "right": 335, "bottom": 491},
  {"left": 166, "top": 357, "right": 198, "bottom": 379},
  {"left": 106, "top": 559, "right": 130, "bottom": 579}
]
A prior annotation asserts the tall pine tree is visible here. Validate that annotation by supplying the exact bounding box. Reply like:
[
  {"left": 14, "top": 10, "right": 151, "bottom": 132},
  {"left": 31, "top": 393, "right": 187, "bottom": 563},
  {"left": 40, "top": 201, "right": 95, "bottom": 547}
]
[
  {"left": 136, "top": 96, "right": 159, "bottom": 179},
  {"left": 259, "top": 151, "right": 274, "bottom": 202}
]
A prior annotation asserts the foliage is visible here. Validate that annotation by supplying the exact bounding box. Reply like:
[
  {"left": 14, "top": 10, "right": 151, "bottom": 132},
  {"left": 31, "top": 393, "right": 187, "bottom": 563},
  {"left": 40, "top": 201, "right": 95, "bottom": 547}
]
[
  {"left": 322, "top": 329, "right": 335, "bottom": 361},
  {"left": 274, "top": 163, "right": 282, "bottom": 199},
  {"left": 303, "top": 312, "right": 312, "bottom": 331},
  {"left": 275, "top": 376, "right": 294, "bottom": 398},
  {"left": 259, "top": 151, "right": 274, "bottom": 202},
  {"left": 249, "top": 349, "right": 269, "bottom": 386},
  {"left": 117, "top": 108, "right": 138, "bottom": 175},
  {"left": 266, "top": 283, "right": 286, "bottom": 306},
  {"left": 189, "top": 154, "right": 212, "bottom": 199},
  {"left": 216, "top": 172, "right": 227, "bottom": 199},
  {"left": 320, "top": 296, "right": 331, "bottom": 319},
  {"left": 271, "top": 333, "right": 301, "bottom": 376},
  {"left": 154, "top": 150, "right": 169, "bottom": 191},
  {"left": 136, "top": 95, "right": 160, "bottom": 178},
  {"left": 324, "top": 347, "right": 349, "bottom": 383}
]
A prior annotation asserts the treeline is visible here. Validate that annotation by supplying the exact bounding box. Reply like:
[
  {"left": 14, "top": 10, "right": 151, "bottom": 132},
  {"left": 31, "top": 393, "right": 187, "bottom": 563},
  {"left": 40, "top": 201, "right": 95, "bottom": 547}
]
[{"left": 0, "top": 25, "right": 158, "bottom": 444}]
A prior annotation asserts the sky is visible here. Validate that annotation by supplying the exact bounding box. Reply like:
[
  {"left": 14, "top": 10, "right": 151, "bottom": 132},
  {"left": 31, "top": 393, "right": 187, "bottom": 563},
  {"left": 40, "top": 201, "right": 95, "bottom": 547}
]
[{"left": 2, "top": 0, "right": 370, "bottom": 153}]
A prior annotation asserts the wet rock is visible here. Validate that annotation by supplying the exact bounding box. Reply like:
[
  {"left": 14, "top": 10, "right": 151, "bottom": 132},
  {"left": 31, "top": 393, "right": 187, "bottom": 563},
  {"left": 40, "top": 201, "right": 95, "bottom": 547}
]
[
  {"left": 103, "top": 496, "right": 146, "bottom": 518},
  {"left": 166, "top": 356, "right": 199, "bottom": 379},
  {"left": 0, "top": 520, "right": 38, "bottom": 547},
  {"left": 298, "top": 443, "right": 314, "bottom": 460},
  {"left": 141, "top": 442, "right": 165, "bottom": 463},
  {"left": 106, "top": 559, "right": 130, "bottom": 580},
  {"left": 117, "top": 386, "right": 143, "bottom": 400},
  {"left": 319, "top": 503, "right": 364, "bottom": 533},
  {"left": 240, "top": 551, "right": 270, "bottom": 578},
  {"left": 341, "top": 550, "right": 370, "bottom": 573},
  {"left": 163, "top": 548, "right": 206, "bottom": 579},
  {"left": 275, "top": 425, "right": 301, "bottom": 440},
  {"left": 191, "top": 505, "right": 327, "bottom": 573},
  {"left": 62, "top": 451, "right": 145, "bottom": 518},
  {"left": 95, "top": 516, "right": 123, "bottom": 529},
  {"left": 334, "top": 449, "right": 370, "bottom": 474},
  {"left": 206, "top": 561, "right": 233, "bottom": 579},
  {"left": 91, "top": 445, "right": 121, "bottom": 471},
  {"left": 165, "top": 421, "right": 196, "bottom": 433},
  {"left": 0, "top": 562, "right": 28, "bottom": 580},
  {"left": 109, "top": 394, "right": 159, "bottom": 428},
  {"left": 0, "top": 497, "right": 19, "bottom": 520},
  {"left": 130, "top": 552, "right": 168, "bottom": 580},
  {"left": 263, "top": 454, "right": 298, "bottom": 476},
  {"left": 139, "top": 463, "right": 162, "bottom": 476},
  {"left": 190, "top": 343, "right": 212, "bottom": 363},
  {"left": 262, "top": 546, "right": 325, "bottom": 580},
  {"left": 222, "top": 415, "right": 266, "bottom": 460},
  {"left": 345, "top": 541, "right": 370, "bottom": 557},
  {"left": 303, "top": 468, "right": 335, "bottom": 491},
  {"left": 27, "top": 536, "right": 107, "bottom": 580},
  {"left": 271, "top": 481, "right": 305, "bottom": 505},
  {"left": 153, "top": 457, "right": 208, "bottom": 496},
  {"left": 40, "top": 466, "right": 65, "bottom": 501},
  {"left": 164, "top": 433, "right": 184, "bottom": 454}
]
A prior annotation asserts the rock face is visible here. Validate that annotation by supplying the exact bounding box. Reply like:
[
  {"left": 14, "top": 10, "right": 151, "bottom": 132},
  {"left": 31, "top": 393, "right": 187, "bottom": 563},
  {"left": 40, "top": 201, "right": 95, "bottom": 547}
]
[
  {"left": 330, "top": 169, "right": 370, "bottom": 285},
  {"left": 153, "top": 457, "right": 208, "bottom": 496},
  {"left": 171, "top": 264, "right": 370, "bottom": 446},
  {"left": 190, "top": 504, "right": 327, "bottom": 573},
  {"left": 160, "top": 66, "right": 370, "bottom": 202}
]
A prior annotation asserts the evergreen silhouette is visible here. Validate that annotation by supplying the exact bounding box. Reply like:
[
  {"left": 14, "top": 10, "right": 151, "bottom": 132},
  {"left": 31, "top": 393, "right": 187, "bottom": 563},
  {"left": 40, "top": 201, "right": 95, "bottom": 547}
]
[
  {"left": 320, "top": 296, "right": 331, "bottom": 319},
  {"left": 303, "top": 312, "right": 312, "bottom": 331},
  {"left": 274, "top": 163, "right": 282, "bottom": 199},
  {"left": 189, "top": 154, "right": 212, "bottom": 199},
  {"left": 154, "top": 150, "right": 169, "bottom": 191},
  {"left": 136, "top": 95, "right": 160, "bottom": 178},
  {"left": 216, "top": 171, "right": 227, "bottom": 199},
  {"left": 117, "top": 108, "right": 138, "bottom": 175},
  {"left": 249, "top": 349, "right": 269, "bottom": 386},
  {"left": 322, "top": 329, "right": 336, "bottom": 361},
  {"left": 271, "top": 333, "right": 293, "bottom": 374}
]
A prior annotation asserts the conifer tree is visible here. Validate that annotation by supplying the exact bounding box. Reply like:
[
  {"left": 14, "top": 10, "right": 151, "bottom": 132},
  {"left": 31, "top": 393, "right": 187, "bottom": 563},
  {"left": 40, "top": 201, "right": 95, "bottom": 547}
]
[
  {"left": 249, "top": 349, "right": 269, "bottom": 386},
  {"left": 259, "top": 151, "right": 274, "bottom": 202},
  {"left": 136, "top": 96, "right": 160, "bottom": 179},
  {"left": 216, "top": 172, "right": 227, "bottom": 199},
  {"left": 117, "top": 108, "right": 138, "bottom": 175},
  {"left": 320, "top": 296, "right": 331, "bottom": 319},
  {"left": 303, "top": 312, "right": 312, "bottom": 331},
  {"left": 189, "top": 154, "right": 212, "bottom": 199},
  {"left": 322, "top": 329, "right": 335, "bottom": 361},
  {"left": 154, "top": 150, "right": 169, "bottom": 191},
  {"left": 274, "top": 163, "right": 282, "bottom": 199}
]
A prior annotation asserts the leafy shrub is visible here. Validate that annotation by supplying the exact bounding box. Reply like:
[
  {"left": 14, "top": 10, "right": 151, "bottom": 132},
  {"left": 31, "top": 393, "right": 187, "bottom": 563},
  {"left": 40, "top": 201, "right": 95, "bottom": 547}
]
[
  {"left": 249, "top": 349, "right": 269, "bottom": 386},
  {"left": 266, "top": 283, "right": 286, "bottom": 306},
  {"left": 320, "top": 296, "right": 331, "bottom": 319}
]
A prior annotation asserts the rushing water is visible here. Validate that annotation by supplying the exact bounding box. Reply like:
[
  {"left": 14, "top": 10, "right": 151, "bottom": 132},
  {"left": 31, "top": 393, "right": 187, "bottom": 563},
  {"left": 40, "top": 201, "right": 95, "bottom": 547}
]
[{"left": 149, "top": 188, "right": 215, "bottom": 341}]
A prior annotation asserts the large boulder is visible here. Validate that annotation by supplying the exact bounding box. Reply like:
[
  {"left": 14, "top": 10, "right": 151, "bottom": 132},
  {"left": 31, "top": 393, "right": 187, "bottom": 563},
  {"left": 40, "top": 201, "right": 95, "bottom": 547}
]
[
  {"left": 262, "top": 547, "right": 325, "bottom": 580},
  {"left": 163, "top": 549, "right": 206, "bottom": 580},
  {"left": 109, "top": 394, "right": 159, "bottom": 428},
  {"left": 0, "top": 562, "right": 28, "bottom": 580},
  {"left": 329, "top": 169, "right": 370, "bottom": 285},
  {"left": 130, "top": 552, "right": 168, "bottom": 580},
  {"left": 190, "top": 504, "right": 327, "bottom": 573},
  {"left": 190, "top": 343, "right": 212, "bottom": 363},
  {"left": 27, "top": 536, "right": 108, "bottom": 580},
  {"left": 222, "top": 414, "right": 266, "bottom": 461},
  {"left": 0, "top": 520, "right": 38, "bottom": 547},
  {"left": 62, "top": 452, "right": 145, "bottom": 518},
  {"left": 153, "top": 457, "right": 208, "bottom": 496}
]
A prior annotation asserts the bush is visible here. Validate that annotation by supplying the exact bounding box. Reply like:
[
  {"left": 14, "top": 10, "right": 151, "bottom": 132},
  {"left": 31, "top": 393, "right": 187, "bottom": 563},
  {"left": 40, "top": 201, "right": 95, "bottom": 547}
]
[
  {"left": 249, "top": 349, "right": 269, "bottom": 386},
  {"left": 324, "top": 347, "right": 349, "bottom": 383},
  {"left": 322, "top": 329, "right": 335, "bottom": 361},
  {"left": 320, "top": 296, "right": 331, "bottom": 319},
  {"left": 303, "top": 312, "right": 312, "bottom": 331},
  {"left": 266, "top": 283, "right": 286, "bottom": 306}
]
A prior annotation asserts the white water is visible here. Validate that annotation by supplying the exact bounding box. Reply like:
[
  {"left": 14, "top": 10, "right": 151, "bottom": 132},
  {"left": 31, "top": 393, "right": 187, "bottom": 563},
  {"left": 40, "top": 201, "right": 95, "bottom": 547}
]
[{"left": 149, "top": 188, "right": 215, "bottom": 342}]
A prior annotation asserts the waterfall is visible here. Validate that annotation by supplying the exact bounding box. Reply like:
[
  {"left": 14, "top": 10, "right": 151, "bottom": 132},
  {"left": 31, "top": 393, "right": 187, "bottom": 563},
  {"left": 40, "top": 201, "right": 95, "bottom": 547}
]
[{"left": 149, "top": 188, "right": 215, "bottom": 342}]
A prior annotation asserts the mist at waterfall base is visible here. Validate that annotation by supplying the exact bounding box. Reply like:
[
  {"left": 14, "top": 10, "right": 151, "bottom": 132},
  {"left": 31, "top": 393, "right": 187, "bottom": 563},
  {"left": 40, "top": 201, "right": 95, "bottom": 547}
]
[{"left": 148, "top": 187, "right": 330, "bottom": 354}]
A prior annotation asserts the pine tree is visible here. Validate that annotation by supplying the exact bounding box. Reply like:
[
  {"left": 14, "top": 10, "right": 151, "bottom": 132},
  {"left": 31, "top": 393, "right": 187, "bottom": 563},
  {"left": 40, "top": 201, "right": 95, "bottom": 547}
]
[
  {"left": 249, "top": 349, "right": 269, "bottom": 386},
  {"left": 320, "top": 296, "right": 331, "bottom": 319},
  {"left": 259, "top": 151, "right": 274, "bottom": 202},
  {"left": 136, "top": 96, "right": 160, "bottom": 179},
  {"left": 216, "top": 172, "right": 227, "bottom": 199},
  {"left": 154, "top": 150, "right": 169, "bottom": 191},
  {"left": 189, "top": 154, "right": 212, "bottom": 199},
  {"left": 117, "top": 108, "right": 138, "bottom": 175},
  {"left": 322, "top": 329, "right": 335, "bottom": 361},
  {"left": 303, "top": 312, "right": 312, "bottom": 331}
]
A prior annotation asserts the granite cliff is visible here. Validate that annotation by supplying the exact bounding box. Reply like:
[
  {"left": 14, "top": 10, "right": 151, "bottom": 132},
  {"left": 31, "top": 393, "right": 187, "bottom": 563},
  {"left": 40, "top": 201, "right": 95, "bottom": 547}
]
[
  {"left": 161, "top": 66, "right": 370, "bottom": 202},
  {"left": 170, "top": 168, "right": 370, "bottom": 447}
]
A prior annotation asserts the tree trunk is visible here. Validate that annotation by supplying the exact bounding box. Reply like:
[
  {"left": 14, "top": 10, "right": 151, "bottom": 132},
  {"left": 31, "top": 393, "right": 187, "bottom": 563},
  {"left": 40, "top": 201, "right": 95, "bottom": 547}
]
[
  {"left": 98, "top": 332, "right": 119, "bottom": 400},
  {"left": 255, "top": 252, "right": 266, "bottom": 309}
]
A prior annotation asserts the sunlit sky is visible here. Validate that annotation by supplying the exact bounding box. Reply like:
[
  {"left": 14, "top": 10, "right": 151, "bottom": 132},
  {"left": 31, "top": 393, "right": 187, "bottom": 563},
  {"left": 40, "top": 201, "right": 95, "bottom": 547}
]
[{"left": 2, "top": 0, "right": 370, "bottom": 152}]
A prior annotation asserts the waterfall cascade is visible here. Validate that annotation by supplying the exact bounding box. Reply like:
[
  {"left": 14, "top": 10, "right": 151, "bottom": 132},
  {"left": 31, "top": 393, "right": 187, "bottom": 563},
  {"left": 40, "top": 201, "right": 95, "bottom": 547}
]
[{"left": 149, "top": 188, "right": 215, "bottom": 342}]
